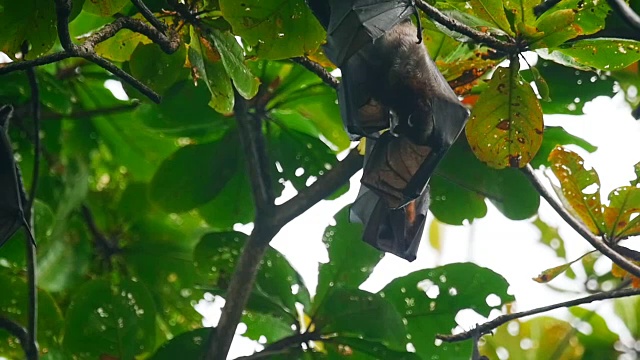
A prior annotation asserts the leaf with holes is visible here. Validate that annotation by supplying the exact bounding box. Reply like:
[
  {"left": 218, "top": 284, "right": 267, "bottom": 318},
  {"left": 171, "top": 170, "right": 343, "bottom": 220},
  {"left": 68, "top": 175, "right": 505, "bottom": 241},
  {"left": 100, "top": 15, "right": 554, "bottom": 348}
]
[
  {"left": 603, "top": 186, "right": 640, "bottom": 240},
  {"left": 556, "top": 38, "right": 640, "bottom": 71},
  {"left": 548, "top": 146, "right": 606, "bottom": 235},
  {"left": 63, "top": 278, "right": 156, "bottom": 359},
  {"left": 466, "top": 64, "right": 543, "bottom": 168},
  {"left": 314, "top": 206, "right": 384, "bottom": 311},
  {"left": 313, "top": 288, "right": 407, "bottom": 349},
  {"left": 194, "top": 231, "right": 311, "bottom": 323},
  {"left": 219, "top": 0, "right": 325, "bottom": 59},
  {"left": 379, "top": 263, "right": 514, "bottom": 359}
]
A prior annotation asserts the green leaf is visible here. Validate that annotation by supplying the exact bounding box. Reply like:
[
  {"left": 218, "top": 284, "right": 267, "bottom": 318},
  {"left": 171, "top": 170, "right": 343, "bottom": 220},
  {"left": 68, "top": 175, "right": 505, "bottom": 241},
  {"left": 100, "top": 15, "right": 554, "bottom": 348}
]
[
  {"left": 614, "top": 295, "right": 640, "bottom": 339},
  {"left": 37, "top": 161, "right": 91, "bottom": 292},
  {"left": 467, "top": 0, "right": 513, "bottom": 34},
  {"left": 266, "top": 119, "right": 338, "bottom": 192},
  {"left": 135, "top": 80, "right": 231, "bottom": 140},
  {"left": 433, "top": 137, "right": 540, "bottom": 224},
  {"left": 204, "top": 28, "right": 260, "bottom": 99},
  {"left": 188, "top": 29, "right": 234, "bottom": 114},
  {"left": 194, "top": 231, "right": 311, "bottom": 321},
  {"left": 95, "top": 29, "right": 149, "bottom": 62},
  {"left": 379, "top": 263, "right": 515, "bottom": 359},
  {"left": 253, "top": 60, "right": 349, "bottom": 150},
  {"left": 532, "top": 126, "right": 598, "bottom": 167},
  {"left": 314, "top": 288, "right": 406, "bottom": 349},
  {"left": 197, "top": 162, "right": 254, "bottom": 229},
  {"left": 530, "top": 0, "right": 610, "bottom": 48},
  {"left": 570, "top": 307, "right": 621, "bottom": 360},
  {"left": 0, "top": 273, "right": 64, "bottom": 358},
  {"left": 129, "top": 43, "right": 189, "bottom": 95},
  {"left": 219, "top": 0, "right": 325, "bottom": 60},
  {"left": 481, "top": 317, "right": 583, "bottom": 359},
  {"left": 82, "top": 0, "right": 128, "bottom": 16},
  {"left": 326, "top": 336, "right": 421, "bottom": 360},
  {"left": 150, "top": 328, "right": 209, "bottom": 360},
  {"left": 429, "top": 174, "right": 488, "bottom": 225},
  {"left": 63, "top": 278, "right": 156, "bottom": 359},
  {"left": 503, "top": 0, "right": 537, "bottom": 31},
  {"left": 149, "top": 130, "right": 240, "bottom": 212},
  {"left": 603, "top": 185, "right": 640, "bottom": 240},
  {"left": 532, "top": 216, "right": 568, "bottom": 259},
  {"left": 242, "top": 312, "right": 295, "bottom": 343},
  {"left": 0, "top": 0, "right": 56, "bottom": 59},
  {"left": 556, "top": 38, "right": 640, "bottom": 71},
  {"left": 466, "top": 64, "right": 544, "bottom": 169},
  {"left": 122, "top": 213, "right": 206, "bottom": 336},
  {"left": 314, "top": 206, "right": 383, "bottom": 310},
  {"left": 548, "top": 146, "right": 606, "bottom": 235}
]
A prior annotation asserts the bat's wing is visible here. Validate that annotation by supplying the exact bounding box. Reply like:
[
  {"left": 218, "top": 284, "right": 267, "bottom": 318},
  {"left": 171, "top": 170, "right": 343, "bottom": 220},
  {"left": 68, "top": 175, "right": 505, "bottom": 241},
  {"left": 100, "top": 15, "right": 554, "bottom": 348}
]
[
  {"left": 351, "top": 137, "right": 429, "bottom": 261},
  {"left": 325, "top": 0, "right": 415, "bottom": 66},
  {"left": 360, "top": 132, "right": 432, "bottom": 209},
  {"left": 0, "top": 105, "right": 31, "bottom": 248},
  {"left": 338, "top": 52, "right": 391, "bottom": 140}
]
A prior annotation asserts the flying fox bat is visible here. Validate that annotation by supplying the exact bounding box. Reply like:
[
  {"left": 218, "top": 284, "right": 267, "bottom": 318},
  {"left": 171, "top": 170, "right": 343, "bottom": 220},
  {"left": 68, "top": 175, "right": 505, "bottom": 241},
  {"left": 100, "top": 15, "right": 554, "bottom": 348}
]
[
  {"left": 306, "top": 0, "right": 469, "bottom": 260},
  {"left": 0, "top": 105, "right": 34, "bottom": 248}
]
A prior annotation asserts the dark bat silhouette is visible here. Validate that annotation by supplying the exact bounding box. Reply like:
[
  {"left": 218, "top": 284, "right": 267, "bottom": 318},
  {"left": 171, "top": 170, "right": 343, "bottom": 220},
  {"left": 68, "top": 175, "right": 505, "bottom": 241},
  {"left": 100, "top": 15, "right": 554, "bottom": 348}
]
[
  {"left": 307, "top": 0, "right": 469, "bottom": 260},
  {"left": 0, "top": 105, "right": 34, "bottom": 248}
]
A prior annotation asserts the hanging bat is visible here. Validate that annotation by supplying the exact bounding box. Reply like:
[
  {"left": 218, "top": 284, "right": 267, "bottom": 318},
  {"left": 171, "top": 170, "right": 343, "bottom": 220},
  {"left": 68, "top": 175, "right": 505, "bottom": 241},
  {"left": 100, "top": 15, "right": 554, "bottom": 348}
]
[
  {"left": 306, "top": 0, "right": 469, "bottom": 260},
  {"left": 0, "top": 105, "right": 34, "bottom": 248},
  {"left": 350, "top": 135, "right": 431, "bottom": 261}
]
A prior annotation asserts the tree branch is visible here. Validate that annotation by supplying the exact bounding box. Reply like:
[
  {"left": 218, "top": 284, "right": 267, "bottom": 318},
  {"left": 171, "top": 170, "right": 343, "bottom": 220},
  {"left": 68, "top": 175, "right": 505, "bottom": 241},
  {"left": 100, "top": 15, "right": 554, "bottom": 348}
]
[
  {"left": 0, "top": 317, "right": 36, "bottom": 360},
  {"left": 291, "top": 57, "right": 339, "bottom": 89},
  {"left": 204, "top": 91, "right": 277, "bottom": 359},
  {"left": 437, "top": 286, "right": 640, "bottom": 342},
  {"left": 415, "top": 0, "right": 517, "bottom": 53},
  {"left": 522, "top": 165, "right": 640, "bottom": 279},
  {"left": 275, "top": 148, "right": 363, "bottom": 227},
  {"left": 22, "top": 42, "right": 39, "bottom": 360}
]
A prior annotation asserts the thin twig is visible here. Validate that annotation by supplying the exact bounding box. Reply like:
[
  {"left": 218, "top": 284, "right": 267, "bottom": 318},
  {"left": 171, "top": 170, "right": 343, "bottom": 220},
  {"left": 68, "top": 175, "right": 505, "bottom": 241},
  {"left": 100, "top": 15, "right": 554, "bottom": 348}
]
[
  {"left": 291, "top": 57, "right": 339, "bottom": 89},
  {"left": 130, "top": 0, "right": 168, "bottom": 33},
  {"left": 522, "top": 165, "right": 640, "bottom": 279},
  {"left": 22, "top": 41, "right": 39, "bottom": 360},
  {"left": 0, "top": 317, "right": 36, "bottom": 359},
  {"left": 607, "top": 0, "right": 640, "bottom": 33},
  {"left": 80, "top": 204, "right": 120, "bottom": 257},
  {"left": 415, "top": 0, "right": 517, "bottom": 53},
  {"left": 274, "top": 148, "right": 363, "bottom": 227},
  {"left": 437, "top": 286, "right": 640, "bottom": 342}
]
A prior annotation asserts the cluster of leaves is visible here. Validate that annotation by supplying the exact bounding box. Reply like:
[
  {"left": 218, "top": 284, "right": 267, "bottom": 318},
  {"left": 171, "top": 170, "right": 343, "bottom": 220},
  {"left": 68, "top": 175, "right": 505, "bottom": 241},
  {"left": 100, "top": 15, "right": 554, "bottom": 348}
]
[{"left": 1, "top": 0, "right": 640, "bottom": 358}]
